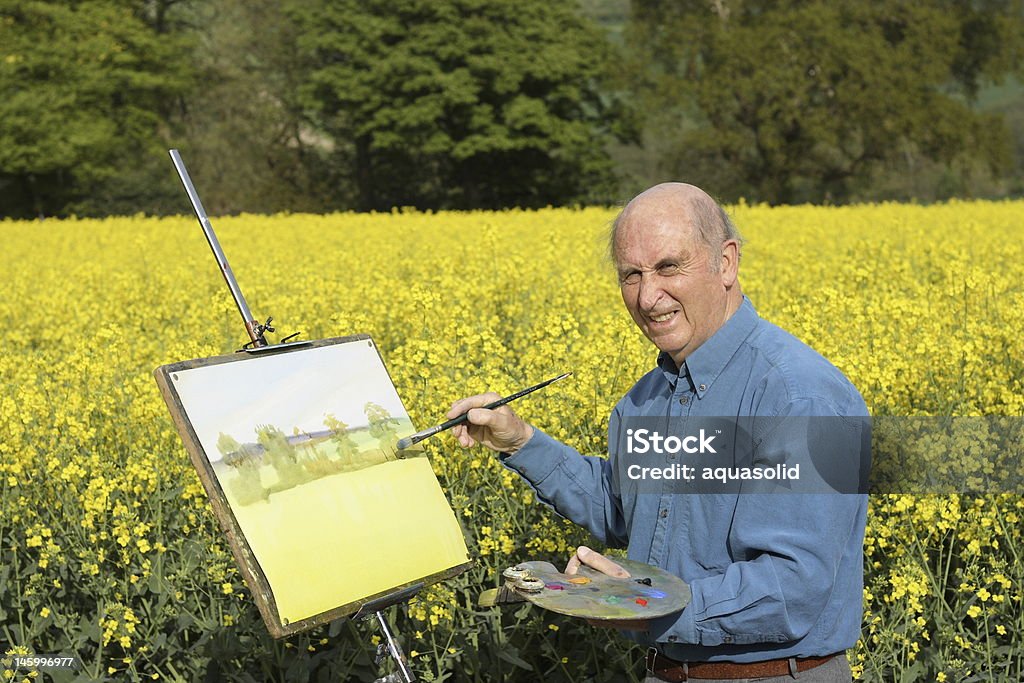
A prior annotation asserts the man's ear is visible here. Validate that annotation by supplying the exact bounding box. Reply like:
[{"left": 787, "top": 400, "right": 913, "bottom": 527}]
[{"left": 720, "top": 239, "right": 740, "bottom": 287}]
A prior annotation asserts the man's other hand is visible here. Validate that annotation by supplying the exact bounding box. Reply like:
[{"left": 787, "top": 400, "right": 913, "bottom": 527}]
[
  {"left": 448, "top": 393, "right": 535, "bottom": 454},
  {"left": 565, "top": 546, "right": 649, "bottom": 632},
  {"left": 564, "top": 545, "right": 630, "bottom": 577}
]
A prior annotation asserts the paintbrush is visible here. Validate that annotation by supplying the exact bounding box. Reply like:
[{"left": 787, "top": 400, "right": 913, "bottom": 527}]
[{"left": 397, "top": 372, "right": 572, "bottom": 450}]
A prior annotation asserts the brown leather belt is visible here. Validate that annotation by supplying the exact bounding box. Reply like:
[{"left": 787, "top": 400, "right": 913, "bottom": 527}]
[{"left": 645, "top": 648, "right": 840, "bottom": 681}]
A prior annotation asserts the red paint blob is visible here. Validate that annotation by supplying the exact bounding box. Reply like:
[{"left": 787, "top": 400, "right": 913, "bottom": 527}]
[{"left": 635, "top": 598, "right": 648, "bottom": 606}]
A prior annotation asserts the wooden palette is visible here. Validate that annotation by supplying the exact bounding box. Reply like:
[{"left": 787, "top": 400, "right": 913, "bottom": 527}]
[{"left": 479, "top": 558, "right": 690, "bottom": 621}]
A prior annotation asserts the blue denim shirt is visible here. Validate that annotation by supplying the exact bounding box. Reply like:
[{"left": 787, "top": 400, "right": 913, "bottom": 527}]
[{"left": 502, "top": 297, "right": 868, "bottom": 663}]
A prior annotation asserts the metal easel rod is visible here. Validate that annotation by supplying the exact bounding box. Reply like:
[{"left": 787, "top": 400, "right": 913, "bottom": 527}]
[
  {"left": 168, "top": 149, "right": 267, "bottom": 348},
  {"left": 353, "top": 584, "right": 422, "bottom": 683},
  {"left": 373, "top": 610, "right": 416, "bottom": 683}
]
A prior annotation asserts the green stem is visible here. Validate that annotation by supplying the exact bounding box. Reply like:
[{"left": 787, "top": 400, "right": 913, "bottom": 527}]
[
  {"left": 93, "top": 604, "right": 105, "bottom": 680},
  {"left": 993, "top": 500, "right": 1020, "bottom": 568},
  {"left": 860, "top": 632, "right": 885, "bottom": 680},
  {"left": 905, "top": 503, "right": 953, "bottom": 620},
  {"left": 940, "top": 500, "right": 964, "bottom": 607},
  {"left": 982, "top": 609, "right": 994, "bottom": 682}
]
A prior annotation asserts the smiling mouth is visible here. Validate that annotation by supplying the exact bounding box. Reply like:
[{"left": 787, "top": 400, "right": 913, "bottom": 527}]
[{"left": 649, "top": 311, "right": 675, "bottom": 323}]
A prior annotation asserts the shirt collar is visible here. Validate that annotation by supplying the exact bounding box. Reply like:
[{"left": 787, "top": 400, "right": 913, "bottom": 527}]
[{"left": 655, "top": 296, "right": 760, "bottom": 397}]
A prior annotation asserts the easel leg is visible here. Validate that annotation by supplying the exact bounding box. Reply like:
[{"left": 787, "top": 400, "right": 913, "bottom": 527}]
[{"left": 372, "top": 609, "right": 416, "bottom": 683}]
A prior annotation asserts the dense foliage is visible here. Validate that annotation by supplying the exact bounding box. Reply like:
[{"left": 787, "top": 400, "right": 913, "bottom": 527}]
[
  {"left": 0, "top": 0, "right": 629, "bottom": 217},
  {"left": 2, "top": 1, "right": 1023, "bottom": 216},
  {"left": 0, "top": 0, "right": 194, "bottom": 218},
  {"left": 626, "top": 0, "right": 1024, "bottom": 204},
  {"left": 287, "top": 0, "right": 628, "bottom": 210},
  {"left": 2, "top": 203, "right": 1023, "bottom": 681}
]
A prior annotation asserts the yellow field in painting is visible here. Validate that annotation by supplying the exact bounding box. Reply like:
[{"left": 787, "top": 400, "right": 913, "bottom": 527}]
[{"left": 230, "top": 457, "right": 469, "bottom": 624}]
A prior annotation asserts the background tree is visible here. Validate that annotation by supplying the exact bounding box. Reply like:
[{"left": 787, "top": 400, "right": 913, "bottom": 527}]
[
  {"left": 0, "top": 0, "right": 195, "bottom": 218},
  {"left": 2, "top": 0, "right": 1022, "bottom": 215},
  {"left": 364, "top": 402, "right": 399, "bottom": 459},
  {"left": 256, "top": 423, "right": 306, "bottom": 489},
  {"left": 216, "top": 432, "right": 242, "bottom": 460},
  {"left": 170, "top": 0, "right": 340, "bottom": 215},
  {"left": 286, "top": 0, "right": 633, "bottom": 211},
  {"left": 627, "top": 0, "right": 1024, "bottom": 204},
  {"left": 324, "top": 413, "right": 358, "bottom": 469}
]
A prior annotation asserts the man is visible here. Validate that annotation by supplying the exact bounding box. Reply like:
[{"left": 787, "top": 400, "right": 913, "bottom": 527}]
[{"left": 450, "top": 183, "right": 867, "bottom": 682}]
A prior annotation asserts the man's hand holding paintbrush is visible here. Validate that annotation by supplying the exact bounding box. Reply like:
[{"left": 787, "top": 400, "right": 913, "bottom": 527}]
[
  {"left": 446, "top": 373, "right": 572, "bottom": 453},
  {"left": 447, "top": 391, "right": 536, "bottom": 454},
  {"left": 396, "top": 373, "right": 570, "bottom": 453}
]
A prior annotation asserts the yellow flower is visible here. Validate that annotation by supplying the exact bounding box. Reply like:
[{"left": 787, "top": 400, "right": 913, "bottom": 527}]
[
  {"left": 39, "top": 607, "right": 50, "bottom": 618},
  {"left": 3, "top": 202, "right": 1024, "bottom": 679}
]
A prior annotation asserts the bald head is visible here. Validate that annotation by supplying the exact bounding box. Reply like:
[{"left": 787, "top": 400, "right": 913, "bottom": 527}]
[
  {"left": 611, "top": 183, "right": 744, "bottom": 364},
  {"left": 610, "top": 183, "right": 742, "bottom": 272}
]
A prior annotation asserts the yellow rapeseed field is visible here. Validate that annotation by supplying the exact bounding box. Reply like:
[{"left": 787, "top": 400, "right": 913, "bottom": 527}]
[{"left": 2, "top": 202, "right": 1022, "bottom": 682}]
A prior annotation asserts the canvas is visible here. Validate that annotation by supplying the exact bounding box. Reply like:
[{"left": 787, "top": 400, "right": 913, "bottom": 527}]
[{"left": 154, "top": 335, "right": 471, "bottom": 637}]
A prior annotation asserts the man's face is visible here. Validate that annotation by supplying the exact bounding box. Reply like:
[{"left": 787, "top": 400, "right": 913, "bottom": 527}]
[{"left": 614, "top": 205, "right": 732, "bottom": 367}]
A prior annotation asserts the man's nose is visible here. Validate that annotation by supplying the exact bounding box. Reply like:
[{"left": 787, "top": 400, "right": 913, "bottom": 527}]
[{"left": 637, "top": 274, "right": 662, "bottom": 310}]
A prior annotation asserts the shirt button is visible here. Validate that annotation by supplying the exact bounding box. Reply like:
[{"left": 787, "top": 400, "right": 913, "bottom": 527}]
[
  {"left": 668, "top": 635, "right": 678, "bottom": 642},
  {"left": 679, "top": 396, "right": 689, "bottom": 405},
  {"left": 699, "top": 383, "right": 707, "bottom": 392},
  {"left": 660, "top": 509, "right": 668, "bottom": 518}
]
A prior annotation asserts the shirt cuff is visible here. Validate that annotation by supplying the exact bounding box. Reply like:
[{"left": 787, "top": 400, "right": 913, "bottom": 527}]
[
  {"left": 649, "top": 600, "right": 698, "bottom": 647},
  {"left": 500, "top": 428, "right": 567, "bottom": 485}
]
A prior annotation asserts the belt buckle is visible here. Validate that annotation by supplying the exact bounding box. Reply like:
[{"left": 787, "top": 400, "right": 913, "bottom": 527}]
[
  {"left": 646, "top": 648, "right": 689, "bottom": 682},
  {"left": 645, "top": 647, "right": 658, "bottom": 674}
]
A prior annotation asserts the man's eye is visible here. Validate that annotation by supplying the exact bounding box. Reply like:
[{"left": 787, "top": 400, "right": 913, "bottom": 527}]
[
  {"left": 620, "top": 272, "right": 641, "bottom": 285},
  {"left": 657, "top": 264, "right": 680, "bottom": 276}
]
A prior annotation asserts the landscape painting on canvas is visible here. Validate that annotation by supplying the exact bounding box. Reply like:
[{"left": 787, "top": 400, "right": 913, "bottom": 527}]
[{"left": 155, "top": 336, "right": 470, "bottom": 635}]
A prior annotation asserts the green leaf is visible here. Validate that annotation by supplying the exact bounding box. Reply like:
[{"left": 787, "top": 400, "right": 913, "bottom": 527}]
[{"left": 496, "top": 647, "right": 534, "bottom": 671}]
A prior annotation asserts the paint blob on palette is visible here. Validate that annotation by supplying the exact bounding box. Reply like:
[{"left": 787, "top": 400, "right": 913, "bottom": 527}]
[{"left": 478, "top": 558, "right": 690, "bottom": 621}]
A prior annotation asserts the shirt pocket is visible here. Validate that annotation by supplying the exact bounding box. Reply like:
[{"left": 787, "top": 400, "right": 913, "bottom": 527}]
[{"left": 685, "top": 494, "right": 735, "bottom": 572}]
